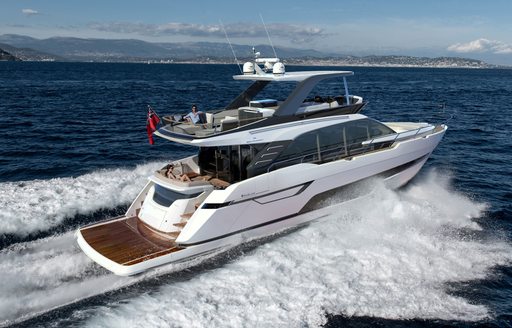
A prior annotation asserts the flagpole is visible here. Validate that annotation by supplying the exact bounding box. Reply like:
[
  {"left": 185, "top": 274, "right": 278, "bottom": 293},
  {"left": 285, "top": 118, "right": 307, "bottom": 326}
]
[{"left": 148, "top": 105, "right": 161, "bottom": 121}]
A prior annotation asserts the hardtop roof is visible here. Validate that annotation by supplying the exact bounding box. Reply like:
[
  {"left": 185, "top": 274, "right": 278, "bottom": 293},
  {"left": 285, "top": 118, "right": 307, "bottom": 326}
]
[{"left": 232, "top": 70, "right": 354, "bottom": 82}]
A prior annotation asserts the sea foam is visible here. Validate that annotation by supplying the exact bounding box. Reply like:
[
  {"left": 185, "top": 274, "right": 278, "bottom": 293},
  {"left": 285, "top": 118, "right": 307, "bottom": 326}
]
[
  {"left": 0, "top": 232, "right": 122, "bottom": 325},
  {"left": 0, "top": 162, "right": 164, "bottom": 236}
]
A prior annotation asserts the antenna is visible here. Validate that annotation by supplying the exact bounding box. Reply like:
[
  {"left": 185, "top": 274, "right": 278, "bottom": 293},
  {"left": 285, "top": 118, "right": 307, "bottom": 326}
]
[
  {"left": 259, "top": 13, "right": 278, "bottom": 59},
  {"left": 219, "top": 19, "right": 242, "bottom": 74}
]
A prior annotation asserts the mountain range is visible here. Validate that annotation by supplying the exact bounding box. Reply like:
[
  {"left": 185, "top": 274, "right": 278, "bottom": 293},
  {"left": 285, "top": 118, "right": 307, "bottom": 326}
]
[{"left": 0, "top": 34, "right": 502, "bottom": 68}]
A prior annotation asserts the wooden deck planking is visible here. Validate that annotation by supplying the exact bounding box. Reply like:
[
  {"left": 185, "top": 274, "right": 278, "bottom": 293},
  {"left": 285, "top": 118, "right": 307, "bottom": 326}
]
[{"left": 80, "top": 216, "right": 182, "bottom": 266}]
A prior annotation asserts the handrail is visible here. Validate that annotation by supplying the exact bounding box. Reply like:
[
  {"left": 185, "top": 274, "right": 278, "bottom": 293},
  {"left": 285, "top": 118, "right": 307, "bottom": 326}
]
[
  {"left": 266, "top": 143, "right": 357, "bottom": 173},
  {"left": 361, "top": 124, "right": 435, "bottom": 146},
  {"left": 266, "top": 124, "right": 443, "bottom": 173}
]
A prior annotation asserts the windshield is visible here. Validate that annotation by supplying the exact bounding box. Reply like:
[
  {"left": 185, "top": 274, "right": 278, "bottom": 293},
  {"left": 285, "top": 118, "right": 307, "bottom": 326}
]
[{"left": 153, "top": 184, "right": 202, "bottom": 207}]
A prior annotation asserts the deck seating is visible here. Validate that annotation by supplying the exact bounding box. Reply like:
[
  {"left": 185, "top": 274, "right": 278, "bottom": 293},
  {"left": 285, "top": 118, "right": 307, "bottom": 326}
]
[{"left": 220, "top": 116, "right": 238, "bottom": 131}]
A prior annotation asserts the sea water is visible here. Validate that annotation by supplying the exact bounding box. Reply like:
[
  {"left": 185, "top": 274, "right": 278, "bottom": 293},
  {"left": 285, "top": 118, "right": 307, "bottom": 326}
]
[{"left": 0, "top": 62, "right": 511, "bottom": 327}]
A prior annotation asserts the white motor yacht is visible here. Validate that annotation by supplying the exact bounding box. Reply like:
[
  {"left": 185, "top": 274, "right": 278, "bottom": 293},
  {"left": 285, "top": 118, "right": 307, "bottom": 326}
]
[{"left": 76, "top": 55, "right": 447, "bottom": 276}]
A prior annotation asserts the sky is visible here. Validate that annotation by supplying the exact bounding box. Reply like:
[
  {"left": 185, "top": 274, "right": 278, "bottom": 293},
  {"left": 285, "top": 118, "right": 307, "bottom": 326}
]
[{"left": 1, "top": 0, "right": 512, "bottom": 64}]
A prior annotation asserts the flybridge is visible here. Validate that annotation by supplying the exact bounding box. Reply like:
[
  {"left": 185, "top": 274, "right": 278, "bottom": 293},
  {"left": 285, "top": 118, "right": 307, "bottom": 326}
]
[
  {"left": 155, "top": 49, "right": 365, "bottom": 144},
  {"left": 232, "top": 53, "right": 356, "bottom": 116},
  {"left": 231, "top": 50, "right": 355, "bottom": 116}
]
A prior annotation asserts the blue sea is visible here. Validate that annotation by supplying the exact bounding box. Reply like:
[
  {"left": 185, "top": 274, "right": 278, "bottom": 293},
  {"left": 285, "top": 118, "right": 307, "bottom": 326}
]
[{"left": 0, "top": 62, "right": 511, "bottom": 327}]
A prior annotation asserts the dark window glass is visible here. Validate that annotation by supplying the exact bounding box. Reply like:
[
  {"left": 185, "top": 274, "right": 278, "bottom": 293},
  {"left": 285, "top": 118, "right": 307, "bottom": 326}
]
[
  {"left": 270, "top": 119, "right": 396, "bottom": 170},
  {"left": 153, "top": 184, "right": 202, "bottom": 207},
  {"left": 345, "top": 120, "right": 370, "bottom": 149},
  {"left": 318, "top": 125, "right": 343, "bottom": 150},
  {"left": 367, "top": 119, "right": 395, "bottom": 138},
  {"left": 246, "top": 141, "right": 291, "bottom": 177},
  {"left": 317, "top": 124, "right": 344, "bottom": 160},
  {"left": 277, "top": 131, "right": 318, "bottom": 162},
  {"left": 274, "top": 123, "right": 345, "bottom": 165},
  {"left": 344, "top": 119, "right": 395, "bottom": 153}
]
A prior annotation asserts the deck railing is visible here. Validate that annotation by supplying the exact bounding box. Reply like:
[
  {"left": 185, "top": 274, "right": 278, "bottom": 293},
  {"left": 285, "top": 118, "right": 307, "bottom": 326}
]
[{"left": 361, "top": 124, "right": 437, "bottom": 147}]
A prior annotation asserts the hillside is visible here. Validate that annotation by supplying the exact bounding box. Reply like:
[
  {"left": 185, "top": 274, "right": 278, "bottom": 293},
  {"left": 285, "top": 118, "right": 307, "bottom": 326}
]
[
  {"left": 0, "top": 48, "right": 20, "bottom": 61},
  {"left": 0, "top": 42, "right": 60, "bottom": 61}
]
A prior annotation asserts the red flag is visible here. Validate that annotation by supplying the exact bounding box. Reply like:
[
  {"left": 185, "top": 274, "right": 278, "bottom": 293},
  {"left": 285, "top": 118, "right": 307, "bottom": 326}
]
[
  {"left": 146, "top": 124, "right": 155, "bottom": 145},
  {"left": 146, "top": 106, "right": 160, "bottom": 145}
]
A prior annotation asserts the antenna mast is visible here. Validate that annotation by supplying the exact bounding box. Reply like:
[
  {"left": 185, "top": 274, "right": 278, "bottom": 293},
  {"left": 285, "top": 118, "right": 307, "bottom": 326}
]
[
  {"left": 219, "top": 19, "right": 242, "bottom": 74},
  {"left": 259, "top": 13, "right": 278, "bottom": 59}
]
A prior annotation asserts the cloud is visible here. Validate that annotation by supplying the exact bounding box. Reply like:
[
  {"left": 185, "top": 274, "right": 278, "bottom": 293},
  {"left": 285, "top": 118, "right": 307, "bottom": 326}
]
[
  {"left": 447, "top": 38, "right": 512, "bottom": 54},
  {"left": 88, "top": 22, "right": 325, "bottom": 44},
  {"left": 22, "top": 8, "right": 39, "bottom": 16}
]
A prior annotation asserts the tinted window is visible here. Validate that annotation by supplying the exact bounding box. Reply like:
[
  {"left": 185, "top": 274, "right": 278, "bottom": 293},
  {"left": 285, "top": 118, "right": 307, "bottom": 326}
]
[
  {"left": 277, "top": 131, "right": 318, "bottom": 162},
  {"left": 368, "top": 119, "right": 395, "bottom": 138},
  {"left": 270, "top": 119, "right": 396, "bottom": 170},
  {"left": 153, "top": 184, "right": 201, "bottom": 207},
  {"left": 344, "top": 119, "right": 395, "bottom": 151},
  {"left": 345, "top": 120, "right": 370, "bottom": 148},
  {"left": 246, "top": 141, "right": 291, "bottom": 178},
  {"left": 275, "top": 123, "right": 345, "bottom": 164},
  {"left": 318, "top": 124, "right": 344, "bottom": 150}
]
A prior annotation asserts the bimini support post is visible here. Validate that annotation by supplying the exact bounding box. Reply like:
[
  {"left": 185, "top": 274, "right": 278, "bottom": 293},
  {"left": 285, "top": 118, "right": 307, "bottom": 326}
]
[{"left": 343, "top": 76, "right": 350, "bottom": 105}]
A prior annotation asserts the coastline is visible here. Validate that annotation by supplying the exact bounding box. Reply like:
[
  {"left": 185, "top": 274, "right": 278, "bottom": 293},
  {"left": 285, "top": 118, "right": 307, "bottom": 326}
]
[{"left": 2, "top": 59, "right": 508, "bottom": 69}]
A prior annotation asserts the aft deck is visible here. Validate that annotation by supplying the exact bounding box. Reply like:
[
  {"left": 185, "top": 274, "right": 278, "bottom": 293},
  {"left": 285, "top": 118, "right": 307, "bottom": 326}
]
[
  {"left": 155, "top": 163, "right": 231, "bottom": 189},
  {"left": 79, "top": 216, "right": 183, "bottom": 266}
]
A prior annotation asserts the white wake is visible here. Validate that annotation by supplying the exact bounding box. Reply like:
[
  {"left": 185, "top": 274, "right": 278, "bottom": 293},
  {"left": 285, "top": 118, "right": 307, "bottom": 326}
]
[
  {"left": 0, "top": 232, "right": 123, "bottom": 325},
  {"left": 0, "top": 162, "right": 165, "bottom": 236}
]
